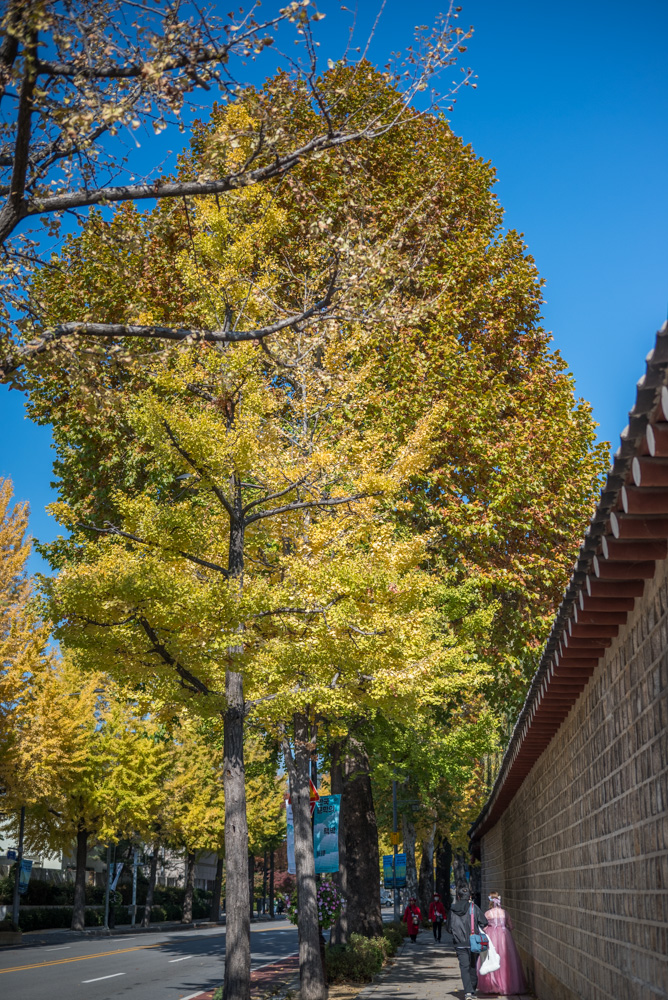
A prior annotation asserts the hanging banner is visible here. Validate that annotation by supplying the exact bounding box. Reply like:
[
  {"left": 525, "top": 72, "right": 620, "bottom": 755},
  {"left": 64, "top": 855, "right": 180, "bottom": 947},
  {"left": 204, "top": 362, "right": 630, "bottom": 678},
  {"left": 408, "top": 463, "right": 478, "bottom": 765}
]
[
  {"left": 18, "top": 858, "right": 33, "bottom": 895},
  {"left": 286, "top": 804, "right": 296, "bottom": 875},
  {"left": 383, "top": 853, "right": 406, "bottom": 888},
  {"left": 313, "top": 794, "right": 340, "bottom": 874},
  {"left": 110, "top": 863, "right": 124, "bottom": 891}
]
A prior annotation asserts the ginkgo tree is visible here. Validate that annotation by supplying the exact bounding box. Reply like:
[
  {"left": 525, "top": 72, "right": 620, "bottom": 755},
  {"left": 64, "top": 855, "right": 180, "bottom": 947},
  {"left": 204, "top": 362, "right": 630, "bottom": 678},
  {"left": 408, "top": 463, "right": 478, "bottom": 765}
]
[
  {"left": 3, "top": 660, "right": 171, "bottom": 931},
  {"left": 18, "top": 63, "right": 608, "bottom": 1000}
]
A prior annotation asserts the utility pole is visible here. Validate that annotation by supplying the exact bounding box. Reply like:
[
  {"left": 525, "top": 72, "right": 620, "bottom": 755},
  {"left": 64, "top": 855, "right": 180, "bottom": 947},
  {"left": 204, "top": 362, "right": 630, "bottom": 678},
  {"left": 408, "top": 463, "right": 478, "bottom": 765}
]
[
  {"left": 131, "top": 847, "right": 138, "bottom": 926},
  {"left": 11, "top": 806, "right": 25, "bottom": 926},
  {"left": 104, "top": 845, "right": 112, "bottom": 929},
  {"left": 392, "top": 777, "right": 399, "bottom": 923}
]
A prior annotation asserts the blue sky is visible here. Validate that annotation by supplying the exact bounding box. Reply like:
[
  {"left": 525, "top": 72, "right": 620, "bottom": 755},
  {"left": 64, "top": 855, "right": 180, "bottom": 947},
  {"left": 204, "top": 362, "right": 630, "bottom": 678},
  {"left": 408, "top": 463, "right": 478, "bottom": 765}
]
[{"left": 2, "top": 0, "right": 667, "bottom": 571}]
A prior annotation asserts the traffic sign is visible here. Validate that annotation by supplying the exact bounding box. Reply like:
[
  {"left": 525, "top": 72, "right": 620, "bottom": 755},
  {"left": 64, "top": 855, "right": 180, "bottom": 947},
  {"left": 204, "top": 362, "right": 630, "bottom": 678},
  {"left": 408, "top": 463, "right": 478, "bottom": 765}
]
[{"left": 6, "top": 849, "right": 17, "bottom": 860}]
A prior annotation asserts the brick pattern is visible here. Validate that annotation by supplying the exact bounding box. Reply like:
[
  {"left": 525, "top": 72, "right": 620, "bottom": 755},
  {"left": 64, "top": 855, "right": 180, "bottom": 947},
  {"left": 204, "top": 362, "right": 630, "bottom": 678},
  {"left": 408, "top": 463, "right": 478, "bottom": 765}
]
[{"left": 481, "top": 558, "right": 668, "bottom": 1000}]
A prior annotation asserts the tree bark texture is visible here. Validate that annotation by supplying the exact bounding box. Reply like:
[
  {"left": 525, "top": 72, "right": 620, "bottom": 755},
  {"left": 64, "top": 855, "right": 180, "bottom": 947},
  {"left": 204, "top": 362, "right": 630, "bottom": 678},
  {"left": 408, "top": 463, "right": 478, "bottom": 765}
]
[
  {"left": 249, "top": 852, "right": 255, "bottom": 921},
  {"left": 435, "top": 836, "right": 452, "bottom": 910},
  {"left": 182, "top": 851, "right": 196, "bottom": 923},
  {"left": 286, "top": 712, "right": 327, "bottom": 1000},
  {"left": 341, "top": 736, "right": 382, "bottom": 938},
  {"left": 269, "top": 851, "right": 275, "bottom": 918},
  {"left": 142, "top": 843, "right": 160, "bottom": 926},
  {"left": 329, "top": 741, "right": 347, "bottom": 946},
  {"left": 453, "top": 848, "right": 468, "bottom": 891},
  {"left": 71, "top": 825, "right": 88, "bottom": 932},
  {"left": 211, "top": 855, "right": 224, "bottom": 922},
  {"left": 418, "top": 825, "right": 436, "bottom": 917},
  {"left": 223, "top": 669, "right": 251, "bottom": 1000},
  {"left": 402, "top": 814, "right": 418, "bottom": 904}
]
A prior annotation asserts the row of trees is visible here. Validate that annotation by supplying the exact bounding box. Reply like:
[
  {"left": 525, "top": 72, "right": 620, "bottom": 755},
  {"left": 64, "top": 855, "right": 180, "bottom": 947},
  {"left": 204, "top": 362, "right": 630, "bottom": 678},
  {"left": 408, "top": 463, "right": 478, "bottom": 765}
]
[
  {"left": 0, "top": 486, "right": 285, "bottom": 930},
  {"left": 0, "top": 6, "right": 607, "bottom": 1000}
]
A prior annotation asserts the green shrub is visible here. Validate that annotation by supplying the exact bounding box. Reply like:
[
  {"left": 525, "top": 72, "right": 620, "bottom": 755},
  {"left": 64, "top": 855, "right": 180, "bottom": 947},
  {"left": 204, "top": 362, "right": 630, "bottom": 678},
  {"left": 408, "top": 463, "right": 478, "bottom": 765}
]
[
  {"left": 18, "top": 907, "right": 73, "bottom": 932},
  {"left": 382, "top": 921, "right": 406, "bottom": 955},
  {"left": 326, "top": 933, "right": 389, "bottom": 984}
]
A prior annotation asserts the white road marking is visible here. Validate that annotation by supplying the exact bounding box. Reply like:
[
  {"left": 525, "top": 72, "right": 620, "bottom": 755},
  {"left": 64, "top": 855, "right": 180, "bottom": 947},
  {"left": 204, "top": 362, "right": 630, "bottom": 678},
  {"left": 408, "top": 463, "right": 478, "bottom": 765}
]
[
  {"left": 169, "top": 955, "right": 193, "bottom": 963},
  {"left": 45, "top": 946, "right": 71, "bottom": 952},
  {"left": 252, "top": 952, "right": 298, "bottom": 971},
  {"left": 82, "top": 973, "right": 126, "bottom": 983}
]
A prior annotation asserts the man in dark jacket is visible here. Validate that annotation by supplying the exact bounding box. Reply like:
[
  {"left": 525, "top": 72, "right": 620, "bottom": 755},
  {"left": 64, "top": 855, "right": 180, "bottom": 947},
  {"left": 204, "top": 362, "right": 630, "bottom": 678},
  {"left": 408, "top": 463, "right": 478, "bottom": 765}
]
[{"left": 445, "top": 885, "right": 488, "bottom": 1000}]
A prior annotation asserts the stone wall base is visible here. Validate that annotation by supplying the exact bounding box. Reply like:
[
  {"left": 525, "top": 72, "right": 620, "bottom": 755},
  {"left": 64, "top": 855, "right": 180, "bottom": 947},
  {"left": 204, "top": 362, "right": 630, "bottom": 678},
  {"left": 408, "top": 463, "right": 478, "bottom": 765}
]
[{"left": 518, "top": 944, "right": 578, "bottom": 1000}]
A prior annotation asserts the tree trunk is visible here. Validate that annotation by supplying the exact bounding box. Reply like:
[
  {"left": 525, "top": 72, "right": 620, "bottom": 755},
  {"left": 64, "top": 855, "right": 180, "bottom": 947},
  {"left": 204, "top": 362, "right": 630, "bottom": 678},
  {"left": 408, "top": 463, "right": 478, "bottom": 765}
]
[
  {"left": 269, "top": 850, "right": 275, "bottom": 918},
  {"left": 182, "top": 851, "right": 196, "bottom": 923},
  {"left": 402, "top": 814, "right": 418, "bottom": 904},
  {"left": 329, "top": 741, "right": 347, "bottom": 946},
  {"left": 142, "top": 843, "right": 160, "bottom": 927},
  {"left": 211, "top": 855, "right": 224, "bottom": 922},
  {"left": 285, "top": 712, "right": 327, "bottom": 1000},
  {"left": 435, "top": 836, "right": 452, "bottom": 911},
  {"left": 248, "top": 852, "right": 255, "bottom": 921},
  {"left": 453, "top": 848, "right": 468, "bottom": 891},
  {"left": 222, "top": 669, "right": 251, "bottom": 1000},
  {"left": 341, "top": 736, "right": 382, "bottom": 938},
  {"left": 262, "top": 851, "right": 268, "bottom": 915},
  {"left": 71, "top": 825, "right": 88, "bottom": 932},
  {"left": 469, "top": 862, "right": 482, "bottom": 908},
  {"left": 418, "top": 825, "right": 436, "bottom": 918}
]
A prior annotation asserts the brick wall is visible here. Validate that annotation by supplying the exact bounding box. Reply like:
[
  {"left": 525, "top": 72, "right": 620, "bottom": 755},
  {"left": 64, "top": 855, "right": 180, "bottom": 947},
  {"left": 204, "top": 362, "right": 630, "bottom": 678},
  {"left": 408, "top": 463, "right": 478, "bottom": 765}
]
[{"left": 481, "top": 556, "right": 668, "bottom": 1000}]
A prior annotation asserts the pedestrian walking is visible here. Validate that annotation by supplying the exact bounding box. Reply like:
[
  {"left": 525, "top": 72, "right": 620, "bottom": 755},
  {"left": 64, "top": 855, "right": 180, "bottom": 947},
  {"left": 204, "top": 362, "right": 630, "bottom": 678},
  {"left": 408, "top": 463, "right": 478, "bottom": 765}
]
[
  {"left": 445, "top": 885, "right": 488, "bottom": 1000},
  {"left": 476, "top": 891, "right": 526, "bottom": 995},
  {"left": 402, "top": 896, "right": 422, "bottom": 942},
  {"left": 429, "top": 892, "right": 446, "bottom": 942}
]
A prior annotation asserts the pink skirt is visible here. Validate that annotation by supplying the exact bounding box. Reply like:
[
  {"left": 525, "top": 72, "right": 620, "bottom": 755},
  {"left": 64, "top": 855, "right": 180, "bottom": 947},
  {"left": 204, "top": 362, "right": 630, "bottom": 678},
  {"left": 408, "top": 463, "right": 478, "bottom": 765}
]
[{"left": 477, "top": 924, "right": 526, "bottom": 995}]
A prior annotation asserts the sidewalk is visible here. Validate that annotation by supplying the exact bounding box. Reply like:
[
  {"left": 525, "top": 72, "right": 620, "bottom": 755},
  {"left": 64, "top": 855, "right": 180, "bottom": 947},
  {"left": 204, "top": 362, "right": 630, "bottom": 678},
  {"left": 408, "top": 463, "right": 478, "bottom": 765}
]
[{"left": 358, "top": 937, "right": 533, "bottom": 1000}]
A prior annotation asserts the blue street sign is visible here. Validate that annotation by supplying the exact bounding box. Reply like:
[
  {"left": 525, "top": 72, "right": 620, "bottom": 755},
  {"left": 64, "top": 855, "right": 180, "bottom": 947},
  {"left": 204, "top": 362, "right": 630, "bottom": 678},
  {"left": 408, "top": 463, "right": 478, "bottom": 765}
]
[
  {"left": 6, "top": 849, "right": 17, "bottom": 860},
  {"left": 383, "top": 853, "right": 406, "bottom": 888}
]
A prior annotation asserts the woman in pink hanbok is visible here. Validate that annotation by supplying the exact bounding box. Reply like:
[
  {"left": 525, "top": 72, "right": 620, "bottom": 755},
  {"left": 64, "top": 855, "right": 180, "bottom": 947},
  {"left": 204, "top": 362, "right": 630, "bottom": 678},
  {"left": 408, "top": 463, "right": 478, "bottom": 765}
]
[{"left": 477, "top": 892, "right": 526, "bottom": 996}]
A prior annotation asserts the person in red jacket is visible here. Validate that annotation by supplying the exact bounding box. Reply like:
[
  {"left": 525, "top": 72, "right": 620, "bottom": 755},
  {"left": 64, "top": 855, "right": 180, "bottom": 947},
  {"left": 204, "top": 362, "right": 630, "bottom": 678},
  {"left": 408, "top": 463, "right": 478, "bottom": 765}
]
[
  {"left": 429, "top": 892, "right": 447, "bottom": 942},
  {"left": 402, "top": 896, "right": 422, "bottom": 942}
]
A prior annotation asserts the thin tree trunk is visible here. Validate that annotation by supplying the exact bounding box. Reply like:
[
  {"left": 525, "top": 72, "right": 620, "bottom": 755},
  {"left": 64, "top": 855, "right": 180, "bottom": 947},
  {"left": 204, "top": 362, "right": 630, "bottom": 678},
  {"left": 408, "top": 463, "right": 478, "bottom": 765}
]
[
  {"left": 71, "top": 825, "right": 88, "bottom": 932},
  {"left": 262, "top": 851, "right": 268, "bottom": 915},
  {"left": 418, "top": 825, "right": 436, "bottom": 918},
  {"left": 341, "top": 736, "right": 382, "bottom": 938},
  {"left": 435, "top": 836, "right": 452, "bottom": 911},
  {"left": 453, "top": 848, "right": 468, "bottom": 891},
  {"left": 222, "top": 668, "right": 251, "bottom": 1000},
  {"left": 329, "top": 740, "right": 347, "bottom": 946},
  {"left": 284, "top": 712, "right": 326, "bottom": 1000},
  {"left": 248, "top": 852, "right": 255, "bottom": 921},
  {"left": 182, "top": 852, "right": 196, "bottom": 923},
  {"left": 142, "top": 843, "right": 160, "bottom": 927},
  {"left": 210, "top": 855, "right": 224, "bottom": 922},
  {"left": 269, "top": 850, "right": 275, "bottom": 918},
  {"left": 402, "top": 814, "right": 418, "bottom": 904}
]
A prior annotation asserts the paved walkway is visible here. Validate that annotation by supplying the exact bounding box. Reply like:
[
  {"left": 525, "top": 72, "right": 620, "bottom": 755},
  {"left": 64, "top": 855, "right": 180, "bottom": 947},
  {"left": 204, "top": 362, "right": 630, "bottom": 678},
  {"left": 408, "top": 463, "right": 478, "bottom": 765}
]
[{"left": 359, "top": 937, "right": 533, "bottom": 1000}]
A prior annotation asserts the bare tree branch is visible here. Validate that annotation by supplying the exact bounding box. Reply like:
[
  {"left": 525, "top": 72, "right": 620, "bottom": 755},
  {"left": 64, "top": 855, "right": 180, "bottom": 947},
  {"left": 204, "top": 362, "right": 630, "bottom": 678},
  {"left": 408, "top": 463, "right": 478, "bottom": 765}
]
[
  {"left": 136, "top": 614, "right": 211, "bottom": 697},
  {"left": 81, "top": 521, "right": 230, "bottom": 578},
  {"left": 244, "top": 492, "right": 380, "bottom": 526},
  {"left": 0, "top": 269, "right": 337, "bottom": 378}
]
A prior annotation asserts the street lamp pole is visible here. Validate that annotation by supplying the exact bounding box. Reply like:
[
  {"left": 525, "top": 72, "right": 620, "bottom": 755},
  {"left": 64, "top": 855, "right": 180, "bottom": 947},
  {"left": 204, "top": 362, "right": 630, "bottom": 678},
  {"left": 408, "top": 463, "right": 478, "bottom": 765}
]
[
  {"left": 11, "top": 806, "right": 25, "bottom": 927},
  {"left": 392, "top": 777, "right": 399, "bottom": 923},
  {"left": 104, "top": 845, "right": 112, "bottom": 929}
]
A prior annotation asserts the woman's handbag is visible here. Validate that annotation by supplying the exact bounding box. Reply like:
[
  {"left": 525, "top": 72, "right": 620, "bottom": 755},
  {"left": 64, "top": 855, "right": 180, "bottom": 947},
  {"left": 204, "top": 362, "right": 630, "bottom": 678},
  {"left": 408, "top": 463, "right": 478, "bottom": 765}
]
[
  {"left": 479, "top": 937, "right": 501, "bottom": 974},
  {"left": 469, "top": 905, "right": 489, "bottom": 953}
]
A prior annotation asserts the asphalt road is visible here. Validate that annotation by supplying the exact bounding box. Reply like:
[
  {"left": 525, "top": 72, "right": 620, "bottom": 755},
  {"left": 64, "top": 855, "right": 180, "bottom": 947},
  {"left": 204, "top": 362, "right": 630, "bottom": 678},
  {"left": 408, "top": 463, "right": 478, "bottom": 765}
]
[{"left": 0, "top": 920, "right": 299, "bottom": 1000}]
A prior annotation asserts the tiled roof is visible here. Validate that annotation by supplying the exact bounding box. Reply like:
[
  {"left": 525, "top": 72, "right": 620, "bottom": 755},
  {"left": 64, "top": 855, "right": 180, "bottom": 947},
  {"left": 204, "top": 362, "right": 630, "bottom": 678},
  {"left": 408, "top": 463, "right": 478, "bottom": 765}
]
[{"left": 469, "top": 320, "right": 668, "bottom": 846}]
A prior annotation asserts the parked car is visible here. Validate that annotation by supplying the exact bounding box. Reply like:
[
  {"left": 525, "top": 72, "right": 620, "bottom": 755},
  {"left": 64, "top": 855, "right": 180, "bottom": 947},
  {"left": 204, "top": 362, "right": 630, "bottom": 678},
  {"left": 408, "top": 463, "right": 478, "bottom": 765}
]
[{"left": 380, "top": 888, "right": 393, "bottom": 906}]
